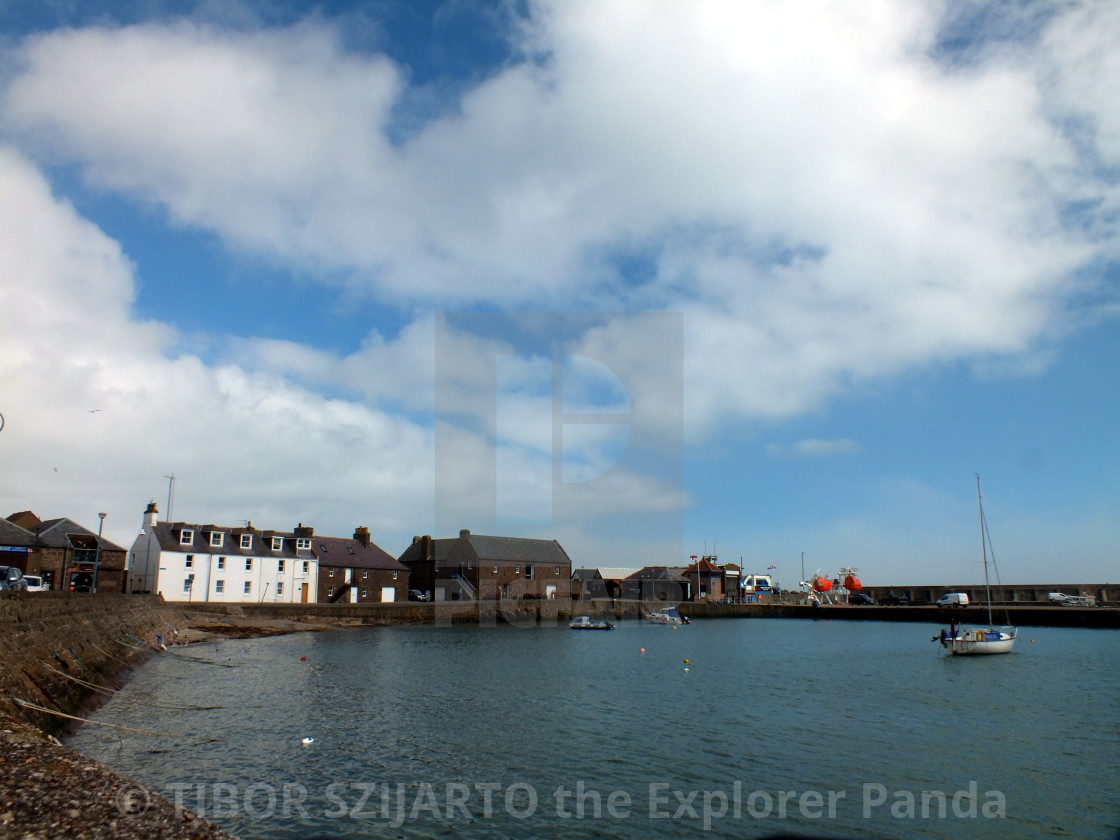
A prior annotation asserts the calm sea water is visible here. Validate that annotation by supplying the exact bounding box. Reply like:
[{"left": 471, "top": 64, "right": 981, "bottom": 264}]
[{"left": 69, "top": 618, "right": 1120, "bottom": 840}]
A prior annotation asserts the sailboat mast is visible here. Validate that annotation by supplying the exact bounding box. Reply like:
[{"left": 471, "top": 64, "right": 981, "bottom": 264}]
[{"left": 977, "top": 474, "right": 993, "bottom": 628}]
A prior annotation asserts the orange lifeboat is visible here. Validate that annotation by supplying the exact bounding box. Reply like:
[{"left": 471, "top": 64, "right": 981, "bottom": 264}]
[
  {"left": 843, "top": 575, "right": 862, "bottom": 591},
  {"left": 811, "top": 576, "right": 832, "bottom": 592}
]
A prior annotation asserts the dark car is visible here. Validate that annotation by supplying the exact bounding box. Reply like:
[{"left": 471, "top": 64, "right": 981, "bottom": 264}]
[
  {"left": 407, "top": 589, "right": 429, "bottom": 601},
  {"left": 69, "top": 572, "right": 93, "bottom": 592},
  {"left": 850, "top": 592, "right": 875, "bottom": 605},
  {"left": 0, "top": 566, "right": 28, "bottom": 591},
  {"left": 877, "top": 592, "right": 911, "bottom": 606}
]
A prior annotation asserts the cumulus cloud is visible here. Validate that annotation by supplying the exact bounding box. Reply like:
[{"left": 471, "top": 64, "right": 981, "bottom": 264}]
[{"left": 1, "top": 0, "right": 1118, "bottom": 566}]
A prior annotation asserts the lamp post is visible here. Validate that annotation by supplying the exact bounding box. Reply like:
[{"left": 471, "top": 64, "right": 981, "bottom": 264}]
[{"left": 92, "top": 512, "right": 107, "bottom": 593}]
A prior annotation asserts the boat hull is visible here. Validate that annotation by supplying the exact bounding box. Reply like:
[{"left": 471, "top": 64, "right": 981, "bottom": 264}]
[{"left": 946, "top": 630, "right": 1016, "bottom": 655}]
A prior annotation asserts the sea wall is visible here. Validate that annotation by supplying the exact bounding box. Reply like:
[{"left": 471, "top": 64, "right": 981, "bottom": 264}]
[{"left": 0, "top": 591, "right": 197, "bottom": 730}]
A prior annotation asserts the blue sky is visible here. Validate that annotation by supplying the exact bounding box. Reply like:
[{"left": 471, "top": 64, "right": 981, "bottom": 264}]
[{"left": 0, "top": 0, "right": 1117, "bottom": 585}]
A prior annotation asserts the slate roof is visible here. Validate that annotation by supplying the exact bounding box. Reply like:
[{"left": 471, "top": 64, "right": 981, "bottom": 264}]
[
  {"left": 572, "top": 568, "right": 604, "bottom": 583},
  {"left": 152, "top": 522, "right": 309, "bottom": 559},
  {"left": 465, "top": 534, "right": 572, "bottom": 566},
  {"left": 626, "top": 566, "right": 691, "bottom": 583},
  {"left": 0, "top": 518, "right": 37, "bottom": 548},
  {"left": 17, "top": 517, "right": 126, "bottom": 552},
  {"left": 313, "top": 535, "right": 407, "bottom": 571}
]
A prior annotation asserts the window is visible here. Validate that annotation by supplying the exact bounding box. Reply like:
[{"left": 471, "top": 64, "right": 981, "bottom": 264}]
[
  {"left": 327, "top": 587, "right": 334, "bottom": 597},
  {"left": 329, "top": 569, "right": 335, "bottom": 577},
  {"left": 362, "top": 570, "right": 368, "bottom": 579},
  {"left": 515, "top": 565, "right": 520, "bottom": 575},
  {"left": 525, "top": 565, "right": 533, "bottom": 581},
  {"left": 361, "top": 588, "right": 368, "bottom": 598},
  {"left": 243, "top": 582, "right": 251, "bottom": 594},
  {"left": 184, "top": 555, "right": 194, "bottom": 568},
  {"left": 392, "top": 571, "right": 398, "bottom": 580},
  {"left": 215, "top": 580, "right": 225, "bottom": 594},
  {"left": 277, "top": 581, "right": 284, "bottom": 595},
  {"left": 245, "top": 558, "right": 253, "bottom": 571},
  {"left": 556, "top": 566, "right": 561, "bottom": 575},
  {"left": 492, "top": 565, "right": 498, "bottom": 574},
  {"left": 278, "top": 559, "right": 285, "bottom": 573},
  {"left": 180, "top": 529, "right": 194, "bottom": 545},
  {"left": 296, "top": 538, "right": 312, "bottom": 551},
  {"left": 271, "top": 536, "right": 283, "bottom": 551},
  {"left": 468, "top": 558, "right": 474, "bottom": 570},
  {"left": 240, "top": 534, "right": 253, "bottom": 549},
  {"left": 302, "top": 561, "right": 309, "bottom": 574},
  {"left": 183, "top": 574, "right": 194, "bottom": 593},
  {"left": 210, "top": 532, "right": 224, "bottom": 548},
  {"left": 218, "top": 557, "right": 225, "bottom": 570}
]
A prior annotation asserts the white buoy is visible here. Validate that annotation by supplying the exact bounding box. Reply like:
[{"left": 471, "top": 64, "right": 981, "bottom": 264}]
[{"left": 301, "top": 737, "right": 314, "bottom": 745}]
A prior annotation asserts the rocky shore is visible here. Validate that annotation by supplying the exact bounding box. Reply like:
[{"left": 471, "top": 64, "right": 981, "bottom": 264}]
[{"left": 0, "top": 593, "right": 335, "bottom": 839}]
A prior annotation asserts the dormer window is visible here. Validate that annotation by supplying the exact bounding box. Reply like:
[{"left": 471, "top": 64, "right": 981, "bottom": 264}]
[
  {"left": 240, "top": 534, "right": 253, "bottom": 549},
  {"left": 210, "top": 532, "right": 224, "bottom": 548},
  {"left": 271, "top": 537, "right": 283, "bottom": 552},
  {"left": 296, "top": 538, "right": 311, "bottom": 551},
  {"left": 180, "top": 529, "right": 194, "bottom": 545}
]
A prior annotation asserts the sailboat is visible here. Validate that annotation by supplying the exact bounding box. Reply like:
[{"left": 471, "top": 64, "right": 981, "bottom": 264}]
[{"left": 937, "top": 476, "right": 1018, "bottom": 656}]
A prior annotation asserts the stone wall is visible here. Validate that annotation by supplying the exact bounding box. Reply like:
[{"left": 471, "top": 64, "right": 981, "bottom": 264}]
[{"left": 0, "top": 591, "right": 198, "bottom": 731}]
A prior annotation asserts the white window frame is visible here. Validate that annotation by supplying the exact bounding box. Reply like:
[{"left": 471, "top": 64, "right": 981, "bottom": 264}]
[
  {"left": 240, "top": 534, "right": 253, "bottom": 549},
  {"left": 243, "top": 581, "right": 252, "bottom": 595},
  {"left": 271, "top": 536, "right": 283, "bottom": 551},
  {"left": 296, "top": 538, "right": 312, "bottom": 551},
  {"left": 217, "top": 557, "right": 225, "bottom": 570},
  {"left": 210, "top": 531, "right": 224, "bottom": 548},
  {"left": 278, "top": 559, "right": 285, "bottom": 573},
  {"left": 245, "top": 558, "right": 253, "bottom": 571},
  {"left": 277, "top": 581, "right": 284, "bottom": 595},
  {"left": 184, "top": 555, "right": 194, "bottom": 568},
  {"left": 215, "top": 579, "right": 225, "bottom": 594},
  {"left": 180, "top": 529, "right": 194, "bottom": 545}
]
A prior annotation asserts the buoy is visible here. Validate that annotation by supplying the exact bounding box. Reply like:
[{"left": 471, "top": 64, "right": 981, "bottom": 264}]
[
  {"left": 301, "top": 656, "right": 306, "bottom": 661},
  {"left": 301, "top": 737, "right": 314, "bottom": 745},
  {"left": 639, "top": 648, "right": 645, "bottom": 654},
  {"left": 683, "top": 668, "right": 690, "bottom": 673},
  {"left": 683, "top": 659, "right": 690, "bottom": 664}
]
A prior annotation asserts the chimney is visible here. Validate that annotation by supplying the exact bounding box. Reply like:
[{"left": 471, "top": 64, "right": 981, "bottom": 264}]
[
  {"left": 294, "top": 523, "right": 315, "bottom": 538},
  {"left": 459, "top": 529, "right": 471, "bottom": 539},
  {"left": 143, "top": 502, "right": 159, "bottom": 531},
  {"left": 421, "top": 535, "right": 432, "bottom": 563},
  {"left": 354, "top": 526, "right": 371, "bottom": 547}
]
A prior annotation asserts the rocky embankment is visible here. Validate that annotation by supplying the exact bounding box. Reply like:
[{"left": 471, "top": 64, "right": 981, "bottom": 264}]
[{"left": 0, "top": 592, "right": 330, "bottom": 838}]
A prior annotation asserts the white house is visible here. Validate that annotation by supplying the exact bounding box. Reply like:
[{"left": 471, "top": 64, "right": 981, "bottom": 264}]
[{"left": 128, "top": 503, "right": 319, "bottom": 603}]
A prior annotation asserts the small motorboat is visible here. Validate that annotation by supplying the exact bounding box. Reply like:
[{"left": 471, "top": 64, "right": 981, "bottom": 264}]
[
  {"left": 569, "top": 615, "right": 614, "bottom": 630},
  {"left": 645, "top": 606, "right": 690, "bottom": 625}
]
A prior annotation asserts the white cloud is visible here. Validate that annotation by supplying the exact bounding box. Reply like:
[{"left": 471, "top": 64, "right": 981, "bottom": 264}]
[
  {"left": 0, "top": 147, "right": 433, "bottom": 552},
  {"left": 1, "top": 1, "right": 1119, "bottom": 568},
  {"left": 768, "top": 438, "right": 862, "bottom": 460}
]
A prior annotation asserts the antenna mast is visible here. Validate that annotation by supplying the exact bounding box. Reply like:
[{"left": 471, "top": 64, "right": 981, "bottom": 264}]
[{"left": 164, "top": 474, "right": 176, "bottom": 521}]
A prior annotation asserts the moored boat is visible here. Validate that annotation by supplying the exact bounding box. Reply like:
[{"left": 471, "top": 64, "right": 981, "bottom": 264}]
[
  {"left": 936, "top": 476, "right": 1018, "bottom": 656},
  {"left": 645, "top": 606, "right": 690, "bottom": 625},
  {"left": 569, "top": 615, "right": 614, "bottom": 630}
]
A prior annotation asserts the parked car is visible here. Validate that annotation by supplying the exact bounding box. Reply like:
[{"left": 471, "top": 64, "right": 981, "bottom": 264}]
[
  {"left": 850, "top": 592, "right": 875, "bottom": 605},
  {"left": 22, "top": 575, "right": 49, "bottom": 592},
  {"left": 0, "top": 566, "right": 28, "bottom": 591},
  {"left": 69, "top": 572, "right": 93, "bottom": 593},
  {"left": 877, "top": 592, "right": 911, "bottom": 606},
  {"left": 936, "top": 592, "right": 970, "bottom": 608},
  {"left": 407, "top": 589, "right": 430, "bottom": 601}
]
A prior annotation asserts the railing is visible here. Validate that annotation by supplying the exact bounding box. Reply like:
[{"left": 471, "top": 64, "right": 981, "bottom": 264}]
[{"left": 451, "top": 573, "right": 477, "bottom": 601}]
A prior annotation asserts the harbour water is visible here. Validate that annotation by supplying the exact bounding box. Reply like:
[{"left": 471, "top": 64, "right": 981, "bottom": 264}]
[{"left": 69, "top": 618, "right": 1120, "bottom": 839}]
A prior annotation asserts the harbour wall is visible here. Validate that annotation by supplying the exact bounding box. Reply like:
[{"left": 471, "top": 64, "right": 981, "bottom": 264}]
[
  {"left": 0, "top": 591, "right": 199, "bottom": 730},
  {"left": 181, "top": 596, "right": 1120, "bottom": 628}
]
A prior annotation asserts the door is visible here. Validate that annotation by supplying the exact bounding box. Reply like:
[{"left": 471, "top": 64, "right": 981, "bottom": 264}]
[
  {"left": 381, "top": 586, "right": 395, "bottom": 603},
  {"left": 301, "top": 582, "right": 309, "bottom": 603}
]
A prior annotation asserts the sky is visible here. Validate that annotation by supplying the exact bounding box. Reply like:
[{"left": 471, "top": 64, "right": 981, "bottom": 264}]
[{"left": 0, "top": 0, "right": 1117, "bottom": 586}]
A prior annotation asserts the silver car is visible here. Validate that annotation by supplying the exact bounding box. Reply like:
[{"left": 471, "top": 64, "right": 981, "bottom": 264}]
[
  {"left": 23, "top": 574, "right": 49, "bottom": 592},
  {"left": 0, "top": 566, "right": 29, "bottom": 591}
]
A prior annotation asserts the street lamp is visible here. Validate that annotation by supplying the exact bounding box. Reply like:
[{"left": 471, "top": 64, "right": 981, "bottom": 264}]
[{"left": 92, "top": 512, "right": 107, "bottom": 593}]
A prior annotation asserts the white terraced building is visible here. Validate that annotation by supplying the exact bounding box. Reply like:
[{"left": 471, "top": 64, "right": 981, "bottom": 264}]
[{"left": 128, "top": 502, "right": 319, "bottom": 603}]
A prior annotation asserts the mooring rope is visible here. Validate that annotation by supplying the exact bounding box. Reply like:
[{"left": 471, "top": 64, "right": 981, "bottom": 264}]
[{"left": 12, "top": 698, "right": 220, "bottom": 741}]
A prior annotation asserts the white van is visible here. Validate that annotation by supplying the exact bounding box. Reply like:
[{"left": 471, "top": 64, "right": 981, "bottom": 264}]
[{"left": 936, "top": 592, "right": 969, "bottom": 608}]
